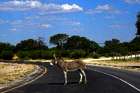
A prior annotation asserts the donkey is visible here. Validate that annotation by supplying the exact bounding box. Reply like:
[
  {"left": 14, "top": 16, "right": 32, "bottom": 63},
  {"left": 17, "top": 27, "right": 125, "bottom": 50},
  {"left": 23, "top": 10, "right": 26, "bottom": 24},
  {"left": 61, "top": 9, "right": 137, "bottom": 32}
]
[{"left": 50, "top": 54, "right": 87, "bottom": 85}]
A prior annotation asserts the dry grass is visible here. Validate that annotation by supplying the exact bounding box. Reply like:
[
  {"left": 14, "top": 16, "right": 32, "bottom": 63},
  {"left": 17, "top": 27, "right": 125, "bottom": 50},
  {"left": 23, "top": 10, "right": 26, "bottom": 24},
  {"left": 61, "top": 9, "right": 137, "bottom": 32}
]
[
  {"left": 82, "top": 58, "right": 140, "bottom": 72},
  {"left": 0, "top": 62, "right": 36, "bottom": 85}
]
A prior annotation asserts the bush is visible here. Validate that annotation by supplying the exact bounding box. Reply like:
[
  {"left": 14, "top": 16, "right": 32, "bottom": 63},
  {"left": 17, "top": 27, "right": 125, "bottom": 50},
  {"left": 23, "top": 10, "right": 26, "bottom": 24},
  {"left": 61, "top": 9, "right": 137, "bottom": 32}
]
[
  {"left": 88, "top": 53, "right": 100, "bottom": 59},
  {"left": 69, "top": 50, "right": 86, "bottom": 59},
  {"left": 0, "top": 51, "right": 14, "bottom": 60},
  {"left": 17, "top": 51, "right": 30, "bottom": 59},
  {"left": 58, "top": 50, "right": 70, "bottom": 57},
  {"left": 41, "top": 50, "right": 54, "bottom": 59},
  {"left": 29, "top": 50, "right": 43, "bottom": 59},
  {"left": 17, "top": 50, "right": 54, "bottom": 60}
]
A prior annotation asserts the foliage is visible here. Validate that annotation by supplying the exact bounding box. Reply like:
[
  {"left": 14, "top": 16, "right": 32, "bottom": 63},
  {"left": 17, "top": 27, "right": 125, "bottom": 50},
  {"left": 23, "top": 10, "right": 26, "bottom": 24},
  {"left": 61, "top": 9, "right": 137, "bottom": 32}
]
[
  {"left": 17, "top": 50, "right": 55, "bottom": 60},
  {"left": 0, "top": 42, "right": 15, "bottom": 60},
  {"left": 29, "top": 50, "right": 54, "bottom": 59},
  {"left": 17, "top": 51, "right": 30, "bottom": 59},
  {"left": 16, "top": 38, "right": 48, "bottom": 51},
  {"left": 50, "top": 34, "right": 69, "bottom": 49},
  {"left": 64, "top": 35, "right": 100, "bottom": 53},
  {"left": 0, "top": 42, "right": 15, "bottom": 53},
  {"left": 129, "top": 37, "right": 140, "bottom": 52},
  {"left": 118, "top": 43, "right": 129, "bottom": 56},
  {"left": 0, "top": 51, "right": 14, "bottom": 60},
  {"left": 102, "top": 39, "right": 121, "bottom": 56},
  {"left": 60, "top": 50, "right": 71, "bottom": 57},
  {"left": 69, "top": 50, "right": 86, "bottom": 59},
  {"left": 88, "top": 53, "right": 100, "bottom": 59},
  {"left": 136, "top": 12, "right": 140, "bottom": 35}
]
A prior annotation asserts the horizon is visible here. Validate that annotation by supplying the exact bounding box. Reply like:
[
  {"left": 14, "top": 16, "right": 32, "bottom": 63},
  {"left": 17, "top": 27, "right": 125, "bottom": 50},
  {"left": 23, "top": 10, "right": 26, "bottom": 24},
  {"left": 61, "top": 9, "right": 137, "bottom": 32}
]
[{"left": 0, "top": 0, "right": 140, "bottom": 46}]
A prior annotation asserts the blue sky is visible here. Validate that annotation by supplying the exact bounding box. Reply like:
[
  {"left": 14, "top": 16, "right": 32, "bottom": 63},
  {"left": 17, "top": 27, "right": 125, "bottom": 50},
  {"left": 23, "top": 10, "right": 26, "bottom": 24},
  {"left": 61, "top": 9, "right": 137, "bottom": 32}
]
[{"left": 0, "top": 0, "right": 140, "bottom": 46}]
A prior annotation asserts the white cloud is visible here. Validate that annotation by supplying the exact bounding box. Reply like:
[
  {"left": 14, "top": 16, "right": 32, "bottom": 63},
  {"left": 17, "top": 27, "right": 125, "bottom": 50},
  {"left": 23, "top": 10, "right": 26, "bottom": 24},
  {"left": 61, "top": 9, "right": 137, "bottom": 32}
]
[
  {"left": 9, "top": 0, "right": 42, "bottom": 8},
  {"left": 104, "top": 16, "right": 115, "bottom": 19},
  {"left": 10, "top": 28, "right": 17, "bottom": 32},
  {"left": 40, "top": 24, "right": 51, "bottom": 29},
  {"left": 0, "top": 0, "right": 83, "bottom": 13},
  {"left": 71, "top": 21, "right": 81, "bottom": 26},
  {"left": 109, "top": 24, "right": 129, "bottom": 29},
  {"left": 0, "top": 0, "right": 41, "bottom": 11},
  {"left": 124, "top": 0, "right": 140, "bottom": 4},
  {"left": 61, "top": 4, "right": 83, "bottom": 11},
  {"left": 87, "top": 4, "right": 120, "bottom": 14},
  {"left": 110, "top": 24, "right": 122, "bottom": 28},
  {"left": 0, "top": 19, "right": 10, "bottom": 24},
  {"left": 95, "top": 4, "right": 111, "bottom": 11}
]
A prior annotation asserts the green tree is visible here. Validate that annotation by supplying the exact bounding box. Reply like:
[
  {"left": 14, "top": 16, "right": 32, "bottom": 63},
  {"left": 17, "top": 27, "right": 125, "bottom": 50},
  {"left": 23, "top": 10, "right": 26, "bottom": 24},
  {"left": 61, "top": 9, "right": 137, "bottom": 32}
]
[
  {"left": 118, "top": 42, "right": 129, "bottom": 57},
  {"left": 0, "top": 51, "right": 14, "bottom": 60},
  {"left": 0, "top": 42, "right": 15, "bottom": 53},
  {"left": 103, "top": 39, "right": 120, "bottom": 57},
  {"left": 50, "top": 34, "right": 69, "bottom": 49},
  {"left": 16, "top": 38, "right": 48, "bottom": 51},
  {"left": 64, "top": 35, "right": 100, "bottom": 53},
  {"left": 129, "top": 37, "right": 140, "bottom": 52},
  {"left": 37, "top": 37, "right": 47, "bottom": 49},
  {"left": 0, "top": 42, "right": 15, "bottom": 60},
  {"left": 136, "top": 12, "right": 140, "bottom": 36}
]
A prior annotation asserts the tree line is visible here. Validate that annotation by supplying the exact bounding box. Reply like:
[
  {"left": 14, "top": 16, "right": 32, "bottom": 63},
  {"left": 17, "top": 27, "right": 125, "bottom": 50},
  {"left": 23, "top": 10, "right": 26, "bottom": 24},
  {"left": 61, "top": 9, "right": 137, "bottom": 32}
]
[{"left": 0, "top": 34, "right": 139, "bottom": 60}]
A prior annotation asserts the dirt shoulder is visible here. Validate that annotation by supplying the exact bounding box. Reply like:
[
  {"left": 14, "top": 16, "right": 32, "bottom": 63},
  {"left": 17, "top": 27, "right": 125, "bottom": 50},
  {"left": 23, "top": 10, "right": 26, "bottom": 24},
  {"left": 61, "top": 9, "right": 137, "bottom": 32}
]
[{"left": 82, "top": 58, "right": 140, "bottom": 72}]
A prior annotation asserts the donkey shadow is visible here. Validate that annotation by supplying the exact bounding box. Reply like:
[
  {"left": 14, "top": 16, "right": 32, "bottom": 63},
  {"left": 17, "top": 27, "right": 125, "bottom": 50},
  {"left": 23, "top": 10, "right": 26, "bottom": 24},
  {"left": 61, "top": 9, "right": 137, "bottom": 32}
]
[{"left": 48, "top": 82, "right": 79, "bottom": 85}]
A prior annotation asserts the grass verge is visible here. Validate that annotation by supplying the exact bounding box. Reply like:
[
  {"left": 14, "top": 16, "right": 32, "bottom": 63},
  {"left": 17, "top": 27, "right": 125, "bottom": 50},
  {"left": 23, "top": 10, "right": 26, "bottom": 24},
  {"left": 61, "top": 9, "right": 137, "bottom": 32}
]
[
  {"left": 0, "top": 62, "right": 36, "bottom": 88},
  {"left": 83, "top": 58, "right": 140, "bottom": 72}
]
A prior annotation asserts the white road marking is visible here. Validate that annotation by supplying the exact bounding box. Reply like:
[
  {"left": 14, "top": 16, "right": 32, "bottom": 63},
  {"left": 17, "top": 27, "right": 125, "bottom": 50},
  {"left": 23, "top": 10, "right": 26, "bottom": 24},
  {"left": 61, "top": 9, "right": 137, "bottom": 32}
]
[
  {"left": 79, "top": 73, "right": 83, "bottom": 83},
  {"left": 93, "top": 69, "right": 140, "bottom": 93},
  {"left": 1, "top": 66, "right": 47, "bottom": 93}
]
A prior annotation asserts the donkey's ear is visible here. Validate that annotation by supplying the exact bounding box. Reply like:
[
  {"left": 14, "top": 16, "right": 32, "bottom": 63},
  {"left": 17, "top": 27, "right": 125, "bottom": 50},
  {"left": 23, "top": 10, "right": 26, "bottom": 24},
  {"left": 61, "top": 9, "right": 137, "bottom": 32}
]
[{"left": 53, "top": 53, "right": 56, "bottom": 59}]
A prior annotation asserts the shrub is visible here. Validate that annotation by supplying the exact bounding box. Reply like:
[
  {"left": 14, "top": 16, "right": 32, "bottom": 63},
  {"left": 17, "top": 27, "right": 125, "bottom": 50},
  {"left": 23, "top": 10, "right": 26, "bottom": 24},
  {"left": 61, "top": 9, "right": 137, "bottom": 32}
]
[
  {"left": 28, "top": 50, "right": 41, "bottom": 59},
  {"left": 88, "top": 53, "right": 100, "bottom": 59},
  {"left": 17, "top": 51, "right": 30, "bottom": 59},
  {"left": 69, "top": 50, "right": 86, "bottom": 59},
  {"left": 0, "top": 51, "right": 14, "bottom": 60},
  {"left": 41, "top": 50, "right": 54, "bottom": 59},
  {"left": 61, "top": 50, "right": 71, "bottom": 57},
  {"left": 17, "top": 50, "right": 54, "bottom": 60}
]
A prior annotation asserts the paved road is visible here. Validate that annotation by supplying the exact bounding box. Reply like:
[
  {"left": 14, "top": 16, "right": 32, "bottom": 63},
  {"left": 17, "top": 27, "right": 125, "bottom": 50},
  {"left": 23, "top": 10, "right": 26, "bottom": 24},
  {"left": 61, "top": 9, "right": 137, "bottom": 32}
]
[{"left": 4, "top": 63, "right": 140, "bottom": 93}]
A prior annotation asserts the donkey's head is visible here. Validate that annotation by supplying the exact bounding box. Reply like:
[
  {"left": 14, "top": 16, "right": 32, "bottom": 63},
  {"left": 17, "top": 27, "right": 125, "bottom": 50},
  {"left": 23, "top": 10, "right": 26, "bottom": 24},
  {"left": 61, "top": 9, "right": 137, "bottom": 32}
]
[
  {"left": 50, "top": 54, "right": 57, "bottom": 66},
  {"left": 50, "top": 54, "right": 64, "bottom": 66}
]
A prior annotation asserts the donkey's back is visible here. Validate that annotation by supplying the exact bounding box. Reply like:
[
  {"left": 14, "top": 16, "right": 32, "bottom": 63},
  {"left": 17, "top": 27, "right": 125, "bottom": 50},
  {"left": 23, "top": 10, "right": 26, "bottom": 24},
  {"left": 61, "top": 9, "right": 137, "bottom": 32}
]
[{"left": 58, "top": 60, "right": 86, "bottom": 71}]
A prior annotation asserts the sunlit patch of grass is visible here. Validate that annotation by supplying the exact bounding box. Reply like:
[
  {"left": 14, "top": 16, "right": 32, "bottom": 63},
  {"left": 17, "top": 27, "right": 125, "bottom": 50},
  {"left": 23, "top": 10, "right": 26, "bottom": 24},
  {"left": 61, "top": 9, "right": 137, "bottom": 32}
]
[
  {"left": 0, "top": 63, "right": 36, "bottom": 85},
  {"left": 83, "top": 58, "right": 140, "bottom": 72}
]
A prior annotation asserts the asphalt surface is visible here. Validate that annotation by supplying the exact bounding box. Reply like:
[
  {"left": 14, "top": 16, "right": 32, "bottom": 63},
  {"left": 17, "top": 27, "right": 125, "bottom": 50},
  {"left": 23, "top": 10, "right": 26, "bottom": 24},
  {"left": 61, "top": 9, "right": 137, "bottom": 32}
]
[{"left": 4, "top": 62, "right": 140, "bottom": 93}]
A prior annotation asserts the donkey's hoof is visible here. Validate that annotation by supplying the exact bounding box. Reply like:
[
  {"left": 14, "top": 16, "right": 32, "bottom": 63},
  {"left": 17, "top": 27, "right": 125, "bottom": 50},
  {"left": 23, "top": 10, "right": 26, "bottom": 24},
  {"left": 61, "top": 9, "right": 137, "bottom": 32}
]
[
  {"left": 64, "top": 83, "right": 67, "bottom": 86},
  {"left": 79, "top": 81, "right": 82, "bottom": 84},
  {"left": 83, "top": 80, "right": 87, "bottom": 84}
]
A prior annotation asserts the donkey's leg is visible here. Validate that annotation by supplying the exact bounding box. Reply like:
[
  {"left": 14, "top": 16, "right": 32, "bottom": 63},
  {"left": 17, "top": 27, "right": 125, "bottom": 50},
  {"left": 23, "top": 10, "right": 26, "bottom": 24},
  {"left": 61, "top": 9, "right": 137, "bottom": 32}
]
[
  {"left": 79, "top": 71, "right": 83, "bottom": 84},
  {"left": 50, "top": 62, "right": 53, "bottom": 66},
  {"left": 80, "top": 69, "right": 87, "bottom": 84},
  {"left": 63, "top": 71, "right": 67, "bottom": 85}
]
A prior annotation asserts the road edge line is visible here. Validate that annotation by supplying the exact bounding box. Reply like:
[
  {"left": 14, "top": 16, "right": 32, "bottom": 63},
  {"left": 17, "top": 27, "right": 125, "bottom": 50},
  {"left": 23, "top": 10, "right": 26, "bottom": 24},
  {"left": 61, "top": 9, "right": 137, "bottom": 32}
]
[
  {"left": 93, "top": 69, "right": 140, "bottom": 92},
  {"left": 1, "top": 66, "right": 47, "bottom": 93}
]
